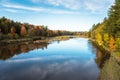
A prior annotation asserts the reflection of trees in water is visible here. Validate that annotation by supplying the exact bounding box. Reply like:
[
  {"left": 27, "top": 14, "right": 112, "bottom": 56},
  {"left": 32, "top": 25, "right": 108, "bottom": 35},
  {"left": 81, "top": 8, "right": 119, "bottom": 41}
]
[
  {"left": 20, "top": 44, "right": 29, "bottom": 53},
  {"left": 95, "top": 49, "right": 110, "bottom": 68},
  {"left": 0, "top": 43, "right": 48, "bottom": 60},
  {"left": 89, "top": 40, "right": 110, "bottom": 68},
  {"left": 90, "top": 41, "right": 120, "bottom": 80}
]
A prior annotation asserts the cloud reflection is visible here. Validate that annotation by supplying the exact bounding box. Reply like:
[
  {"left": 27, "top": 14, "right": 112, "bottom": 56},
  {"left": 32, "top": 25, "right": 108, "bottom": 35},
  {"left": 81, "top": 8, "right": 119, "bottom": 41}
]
[
  {"left": 5, "top": 55, "right": 77, "bottom": 63},
  {"left": 0, "top": 38, "right": 100, "bottom": 80},
  {"left": 0, "top": 58, "right": 99, "bottom": 80}
]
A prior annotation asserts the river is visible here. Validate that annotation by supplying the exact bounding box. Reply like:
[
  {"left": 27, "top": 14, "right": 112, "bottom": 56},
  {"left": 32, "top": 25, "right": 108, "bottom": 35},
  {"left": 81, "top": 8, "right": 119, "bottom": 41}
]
[{"left": 0, "top": 38, "right": 119, "bottom": 80}]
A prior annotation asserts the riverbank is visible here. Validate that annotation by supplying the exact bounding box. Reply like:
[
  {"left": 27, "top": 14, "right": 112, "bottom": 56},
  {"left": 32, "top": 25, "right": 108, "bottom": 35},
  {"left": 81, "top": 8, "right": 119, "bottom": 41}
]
[
  {"left": 99, "top": 55, "right": 120, "bottom": 80},
  {"left": 0, "top": 35, "right": 74, "bottom": 45},
  {"left": 90, "top": 38, "right": 120, "bottom": 63}
]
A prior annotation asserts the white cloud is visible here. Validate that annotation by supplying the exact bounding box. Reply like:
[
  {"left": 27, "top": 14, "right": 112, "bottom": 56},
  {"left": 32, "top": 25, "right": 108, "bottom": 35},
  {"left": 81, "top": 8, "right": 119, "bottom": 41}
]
[
  {"left": 84, "top": 0, "right": 114, "bottom": 13},
  {"left": 1, "top": 2, "right": 80, "bottom": 15},
  {"left": 49, "top": 9, "right": 80, "bottom": 14},
  {"left": 30, "top": 0, "right": 114, "bottom": 13},
  {"left": 4, "top": 9, "right": 19, "bottom": 13},
  {"left": 1, "top": 0, "right": 115, "bottom": 14},
  {"left": 84, "top": 2, "right": 103, "bottom": 13},
  {"left": 31, "top": 0, "right": 82, "bottom": 10},
  {"left": 1, "top": 3, "right": 44, "bottom": 12},
  {"left": 61, "top": 0, "right": 81, "bottom": 10},
  {"left": 48, "top": 0, "right": 62, "bottom": 6}
]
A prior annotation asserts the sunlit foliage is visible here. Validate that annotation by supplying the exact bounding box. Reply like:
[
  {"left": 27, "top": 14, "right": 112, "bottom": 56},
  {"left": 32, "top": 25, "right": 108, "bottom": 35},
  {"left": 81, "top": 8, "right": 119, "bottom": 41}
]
[{"left": 89, "top": 0, "right": 120, "bottom": 52}]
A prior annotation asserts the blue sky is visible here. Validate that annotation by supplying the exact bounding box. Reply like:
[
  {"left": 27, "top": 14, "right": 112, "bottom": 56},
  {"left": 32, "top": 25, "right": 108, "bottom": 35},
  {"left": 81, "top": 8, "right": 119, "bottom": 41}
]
[{"left": 0, "top": 0, "right": 114, "bottom": 31}]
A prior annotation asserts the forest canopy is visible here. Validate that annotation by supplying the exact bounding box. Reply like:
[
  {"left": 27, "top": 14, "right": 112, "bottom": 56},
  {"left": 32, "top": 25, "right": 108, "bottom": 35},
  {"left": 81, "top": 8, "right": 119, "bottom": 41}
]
[{"left": 89, "top": 0, "right": 120, "bottom": 51}]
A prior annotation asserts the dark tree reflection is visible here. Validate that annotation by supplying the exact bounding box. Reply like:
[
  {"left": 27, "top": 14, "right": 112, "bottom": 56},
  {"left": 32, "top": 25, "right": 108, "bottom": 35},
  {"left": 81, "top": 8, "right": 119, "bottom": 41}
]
[
  {"left": 0, "top": 43, "right": 48, "bottom": 60},
  {"left": 90, "top": 41, "right": 120, "bottom": 80}
]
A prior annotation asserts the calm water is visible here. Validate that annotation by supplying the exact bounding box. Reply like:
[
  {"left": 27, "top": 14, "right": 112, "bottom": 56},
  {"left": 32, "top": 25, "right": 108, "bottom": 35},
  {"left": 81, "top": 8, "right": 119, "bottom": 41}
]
[{"left": 0, "top": 38, "right": 104, "bottom": 80}]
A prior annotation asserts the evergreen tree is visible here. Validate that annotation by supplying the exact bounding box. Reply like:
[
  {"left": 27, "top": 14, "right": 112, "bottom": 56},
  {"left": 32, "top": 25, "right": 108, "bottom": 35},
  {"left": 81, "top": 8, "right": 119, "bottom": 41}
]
[{"left": 107, "top": 0, "right": 120, "bottom": 37}]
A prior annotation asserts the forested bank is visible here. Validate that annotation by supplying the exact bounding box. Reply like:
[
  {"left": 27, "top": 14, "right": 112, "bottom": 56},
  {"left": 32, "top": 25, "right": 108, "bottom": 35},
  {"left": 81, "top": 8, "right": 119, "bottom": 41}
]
[
  {"left": 89, "top": 0, "right": 120, "bottom": 58},
  {"left": 0, "top": 17, "right": 88, "bottom": 43},
  {"left": 0, "top": 17, "right": 74, "bottom": 40}
]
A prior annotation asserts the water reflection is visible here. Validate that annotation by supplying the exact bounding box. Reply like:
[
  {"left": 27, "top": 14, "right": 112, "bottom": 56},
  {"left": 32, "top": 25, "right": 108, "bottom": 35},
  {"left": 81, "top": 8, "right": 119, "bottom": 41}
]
[
  {"left": 0, "top": 43, "right": 48, "bottom": 60},
  {"left": 89, "top": 41, "right": 120, "bottom": 80},
  {"left": 0, "top": 38, "right": 118, "bottom": 80}
]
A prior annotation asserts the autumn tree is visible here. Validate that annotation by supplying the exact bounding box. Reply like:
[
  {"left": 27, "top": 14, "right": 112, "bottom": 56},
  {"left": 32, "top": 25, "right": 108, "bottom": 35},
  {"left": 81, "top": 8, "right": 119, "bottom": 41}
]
[
  {"left": 20, "top": 25, "right": 27, "bottom": 37},
  {"left": 109, "top": 36, "right": 116, "bottom": 51},
  {"left": 89, "top": 0, "right": 120, "bottom": 51},
  {"left": 103, "top": 33, "right": 109, "bottom": 47},
  {"left": 28, "top": 27, "right": 34, "bottom": 37}
]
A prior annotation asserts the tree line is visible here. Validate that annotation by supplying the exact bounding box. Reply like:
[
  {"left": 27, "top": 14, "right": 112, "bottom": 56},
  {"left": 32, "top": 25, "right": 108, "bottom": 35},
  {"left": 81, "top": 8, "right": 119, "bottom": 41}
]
[
  {"left": 0, "top": 17, "right": 73, "bottom": 40},
  {"left": 89, "top": 0, "right": 120, "bottom": 52}
]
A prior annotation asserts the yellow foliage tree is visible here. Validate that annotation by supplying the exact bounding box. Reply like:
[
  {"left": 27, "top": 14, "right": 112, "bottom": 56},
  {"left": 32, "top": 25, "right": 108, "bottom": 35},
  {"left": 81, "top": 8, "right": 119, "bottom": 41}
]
[
  {"left": 109, "top": 36, "right": 116, "bottom": 51},
  {"left": 103, "top": 33, "right": 109, "bottom": 46},
  {"left": 95, "top": 23, "right": 105, "bottom": 46},
  {"left": 96, "top": 33, "right": 103, "bottom": 46}
]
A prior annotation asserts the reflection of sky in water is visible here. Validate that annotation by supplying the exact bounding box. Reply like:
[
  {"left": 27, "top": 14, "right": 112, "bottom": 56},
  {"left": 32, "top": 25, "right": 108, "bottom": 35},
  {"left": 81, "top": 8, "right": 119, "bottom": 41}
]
[{"left": 0, "top": 38, "right": 99, "bottom": 80}]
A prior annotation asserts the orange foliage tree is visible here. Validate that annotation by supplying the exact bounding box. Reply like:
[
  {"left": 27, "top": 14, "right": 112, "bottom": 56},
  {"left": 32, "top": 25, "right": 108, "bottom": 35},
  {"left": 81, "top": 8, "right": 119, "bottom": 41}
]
[{"left": 20, "top": 25, "right": 27, "bottom": 37}]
